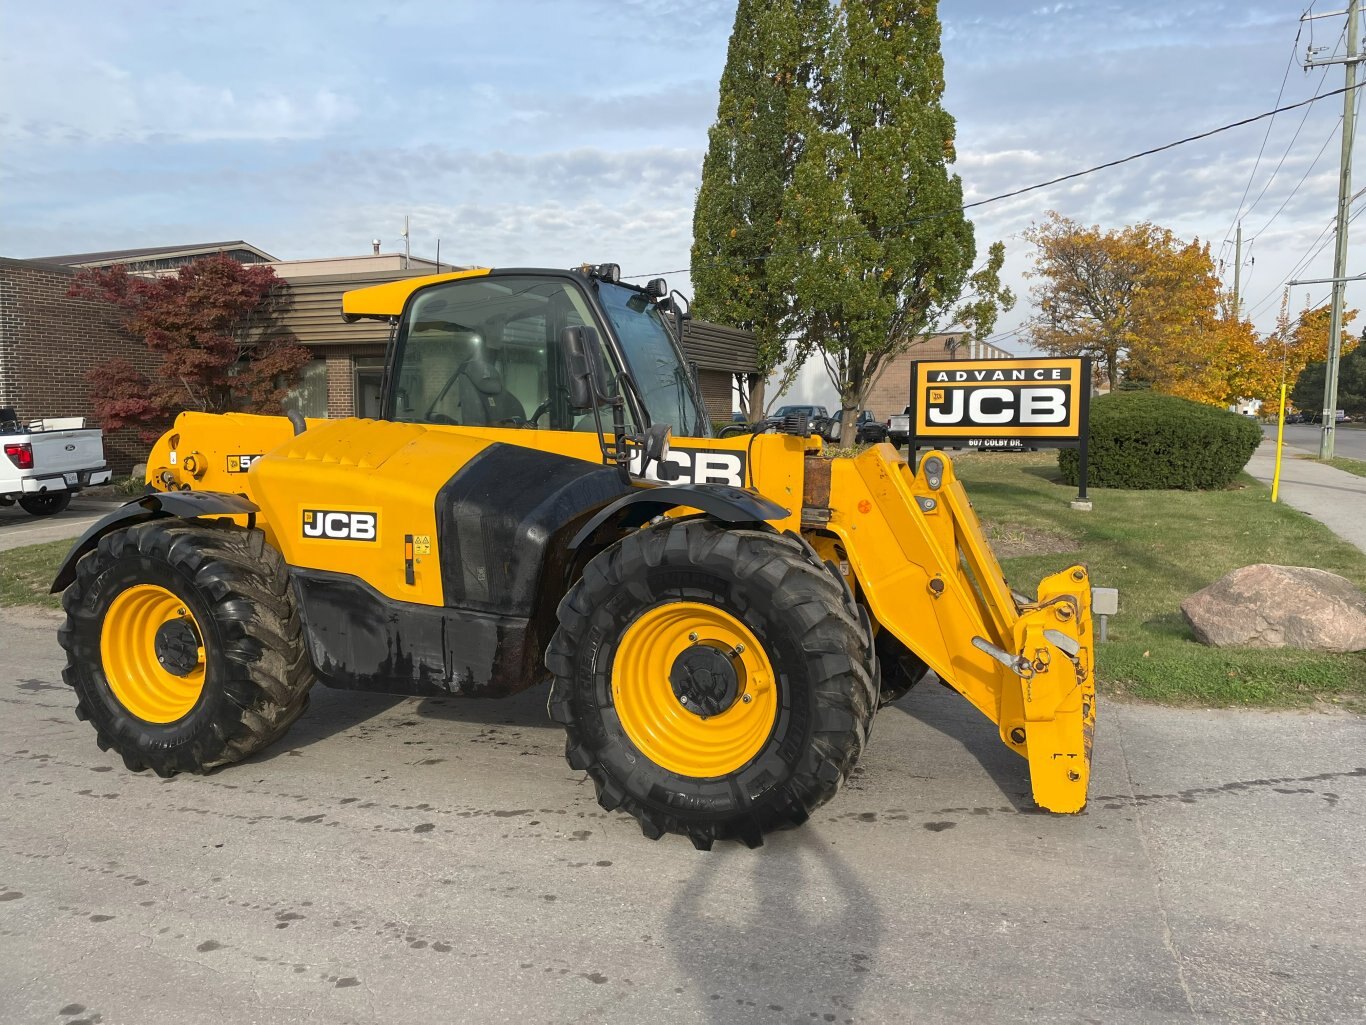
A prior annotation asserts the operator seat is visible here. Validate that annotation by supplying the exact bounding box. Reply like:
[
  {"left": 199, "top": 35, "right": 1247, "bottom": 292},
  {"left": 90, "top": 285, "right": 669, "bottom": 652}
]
[{"left": 455, "top": 358, "right": 527, "bottom": 426}]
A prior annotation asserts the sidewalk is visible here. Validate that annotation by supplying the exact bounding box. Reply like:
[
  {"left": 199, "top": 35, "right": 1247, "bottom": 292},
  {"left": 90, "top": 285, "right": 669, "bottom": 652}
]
[
  {"left": 1244, "top": 438, "right": 1366, "bottom": 554},
  {"left": 0, "top": 492, "right": 125, "bottom": 553}
]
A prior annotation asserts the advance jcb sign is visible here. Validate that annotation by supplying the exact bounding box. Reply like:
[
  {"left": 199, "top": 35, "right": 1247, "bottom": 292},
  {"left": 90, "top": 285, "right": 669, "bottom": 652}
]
[{"left": 910, "top": 356, "right": 1090, "bottom": 450}]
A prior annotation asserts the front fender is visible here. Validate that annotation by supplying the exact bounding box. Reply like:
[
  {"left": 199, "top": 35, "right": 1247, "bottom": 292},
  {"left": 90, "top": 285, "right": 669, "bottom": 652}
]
[
  {"left": 568, "top": 482, "right": 789, "bottom": 550},
  {"left": 50, "top": 490, "right": 260, "bottom": 593}
]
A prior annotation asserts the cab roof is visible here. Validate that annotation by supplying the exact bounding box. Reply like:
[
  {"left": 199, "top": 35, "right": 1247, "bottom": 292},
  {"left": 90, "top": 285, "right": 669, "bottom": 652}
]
[{"left": 340, "top": 267, "right": 491, "bottom": 321}]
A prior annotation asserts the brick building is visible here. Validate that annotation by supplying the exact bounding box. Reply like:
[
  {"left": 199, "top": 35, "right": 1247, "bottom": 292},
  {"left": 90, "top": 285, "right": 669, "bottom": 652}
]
[
  {"left": 4, "top": 244, "right": 760, "bottom": 463},
  {"left": 862, "top": 332, "right": 1014, "bottom": 420},
  {"left": 0, "top": 257, "right": 157, "bottom": 474}
]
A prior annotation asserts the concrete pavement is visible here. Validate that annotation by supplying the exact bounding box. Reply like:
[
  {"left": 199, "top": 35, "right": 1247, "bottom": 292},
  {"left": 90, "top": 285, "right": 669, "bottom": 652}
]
[
  {"left": 1, "top": 605, "right": 1363, "bottom": 1025},
  {"left": 1245, "top": 436, "right": 1366, "bottom": 554},
  {"left": 0, "top": 492, "right": 126, "bottom": 552}
]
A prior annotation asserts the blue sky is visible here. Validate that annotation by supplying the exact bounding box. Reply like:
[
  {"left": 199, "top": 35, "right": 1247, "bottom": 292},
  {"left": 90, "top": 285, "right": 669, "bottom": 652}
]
[{"left": 1, "top": 1, "right": 1361, "bottom": 407}]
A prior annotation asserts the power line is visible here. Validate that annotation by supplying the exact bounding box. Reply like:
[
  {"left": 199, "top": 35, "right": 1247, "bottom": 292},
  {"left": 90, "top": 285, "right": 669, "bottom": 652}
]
[
  {"left": 1247, "top": 24, "right": 1356, "bottom": 242},
  {"left": 1247, "top": 117, "right": 1341, "bottom": 241},
  {"left": 961, "top": 81, "right": 1364, "bottom": 212},
  {"left": 1229, "top": 15, "right": 1348, "bottom": 247},
  {"left": 1245, "top": 200, "right": 1365, "bottom": 319},
  {"left": 1221, "top": 22, "right": 1303, "bottom": 251},
  {"left": 626, "top": 80, "right": 1366, "bottom": 280},
  {"left": 1240, "top": 74, "right": 1329, "bottom": 225}
]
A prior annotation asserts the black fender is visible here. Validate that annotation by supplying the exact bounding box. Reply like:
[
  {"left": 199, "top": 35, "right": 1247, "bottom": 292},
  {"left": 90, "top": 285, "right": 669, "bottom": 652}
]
[
  {"left": 568, "top": 482, "right": 789, "bottom": 550},
  {"left": 50, "top": 490, "right": 260, "bottom": 594}
]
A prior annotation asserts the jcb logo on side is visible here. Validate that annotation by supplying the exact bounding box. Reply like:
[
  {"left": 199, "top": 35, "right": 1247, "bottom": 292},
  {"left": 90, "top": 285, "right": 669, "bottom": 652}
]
[
  {"left": 628, "top": 448, "right": 746, "bottom": 486},
  {"left": 302, "top": 510, "right": 378, "bottom": 541},
  {"left": 226, "top": 454, "right": 262, "bottom": 473}
]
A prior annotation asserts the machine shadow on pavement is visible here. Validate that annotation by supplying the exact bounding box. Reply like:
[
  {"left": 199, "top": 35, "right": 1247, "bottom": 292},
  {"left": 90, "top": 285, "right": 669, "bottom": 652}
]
[
  {"left": 241, "top": 681, "right": 560, "bottom": 766},
  {"left": 885, "top": 682, "right": 1035, "bottom": 811},
  {"left": 664, "top": 827, "right": 883, "bottom": 1023}
]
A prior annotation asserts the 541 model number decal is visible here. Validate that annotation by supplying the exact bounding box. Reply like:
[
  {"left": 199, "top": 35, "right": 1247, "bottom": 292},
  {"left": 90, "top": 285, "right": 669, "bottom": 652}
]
[{"left": 226, "top": 454, "right": 263, "bottom": 473}]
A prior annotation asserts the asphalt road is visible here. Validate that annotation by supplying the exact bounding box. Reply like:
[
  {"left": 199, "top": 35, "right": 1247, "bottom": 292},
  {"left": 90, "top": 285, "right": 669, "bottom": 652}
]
[
  {"left": 0, "top": 493, "right": 124, "bottom": 552},
  {"left": 1264, "top": 422, "right": 1366, "bottom": 460},
  {"left": 2, "top": 607, "right": 1363, "bottom": 1025}
]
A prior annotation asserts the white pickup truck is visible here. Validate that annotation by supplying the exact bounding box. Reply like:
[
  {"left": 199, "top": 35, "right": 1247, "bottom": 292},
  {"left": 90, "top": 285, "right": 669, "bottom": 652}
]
[
  {"left": 887, "top": 405, "right": 912, "bottom": 449},
  {"left": 0, "top": 410, "right": 111, "bottom": 517}
]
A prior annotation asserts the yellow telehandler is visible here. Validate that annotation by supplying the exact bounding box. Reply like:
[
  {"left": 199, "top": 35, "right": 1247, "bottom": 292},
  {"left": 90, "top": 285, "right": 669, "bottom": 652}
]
[{"left": 52, "top": 264, "right": 1095, "bottom": 848}]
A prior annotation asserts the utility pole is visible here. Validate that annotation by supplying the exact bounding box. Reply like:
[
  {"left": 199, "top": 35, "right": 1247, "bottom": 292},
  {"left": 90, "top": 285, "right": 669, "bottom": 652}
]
[
  {"left": 1304, "top": 0, "right": 1361, "bottom": 458},
  {"left": 1233, "top": 223, "right": 1242, "bottom": 315}
]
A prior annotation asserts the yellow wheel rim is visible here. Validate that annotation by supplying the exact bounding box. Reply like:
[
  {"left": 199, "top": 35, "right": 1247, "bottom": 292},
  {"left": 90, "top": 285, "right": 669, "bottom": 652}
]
[
  {"left": 612, "top": 601, "right": 778, "bottom": 778},
  {"left": 100, "top": 584, "right": 206, "bottom": 724}
]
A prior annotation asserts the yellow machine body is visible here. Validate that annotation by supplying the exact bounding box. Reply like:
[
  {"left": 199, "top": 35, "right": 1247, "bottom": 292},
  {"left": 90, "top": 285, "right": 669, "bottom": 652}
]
[{"left": 143, "top": 406, "right": 1095, "bottom": 812}]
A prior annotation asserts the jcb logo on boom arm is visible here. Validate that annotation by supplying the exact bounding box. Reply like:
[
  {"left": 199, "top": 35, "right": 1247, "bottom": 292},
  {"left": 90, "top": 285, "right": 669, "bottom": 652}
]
[{"left": 302, "top": 510, "right": 378, "bottom": 541}]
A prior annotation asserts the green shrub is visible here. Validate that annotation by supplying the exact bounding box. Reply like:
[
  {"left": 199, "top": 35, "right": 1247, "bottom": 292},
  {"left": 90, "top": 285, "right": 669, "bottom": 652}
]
[{"left": 1058, "top": 391, "right": 1263, "bottom": 490}]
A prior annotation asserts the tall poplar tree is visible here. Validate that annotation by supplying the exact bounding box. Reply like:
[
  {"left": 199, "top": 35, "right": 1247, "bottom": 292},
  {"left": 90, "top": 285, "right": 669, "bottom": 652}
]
[
  {"left": 771, "top": 0, "right": 1010, "bottom": 438},
  {"left": 691, "top": 0, "right": 826, "bottom": 417}
]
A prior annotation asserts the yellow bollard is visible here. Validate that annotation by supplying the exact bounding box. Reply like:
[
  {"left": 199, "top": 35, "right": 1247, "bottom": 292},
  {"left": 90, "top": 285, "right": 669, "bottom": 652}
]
[{"left": 1272, "top": 383, "right": 1287, "bottom": 503}]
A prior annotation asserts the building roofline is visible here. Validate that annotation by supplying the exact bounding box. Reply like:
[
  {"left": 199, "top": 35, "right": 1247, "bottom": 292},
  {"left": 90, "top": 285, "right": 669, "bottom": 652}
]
[{"left": 36, "top": 241, "right": 279, "bottom": 265}]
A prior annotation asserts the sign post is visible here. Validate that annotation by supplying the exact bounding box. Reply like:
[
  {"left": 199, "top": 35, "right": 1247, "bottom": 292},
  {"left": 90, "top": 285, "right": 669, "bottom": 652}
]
[{"left": 908, "top": 356, "right": 1092, "bottom": 508}]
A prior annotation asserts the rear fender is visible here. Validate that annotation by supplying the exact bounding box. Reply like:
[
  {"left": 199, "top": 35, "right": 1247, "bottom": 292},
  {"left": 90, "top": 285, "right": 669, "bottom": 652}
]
[
  {"left": 568, "top": 483, "right": 789, "bottom": 550},
  {"left": 49, "top": 491, "right": 259, "bottom": 593}
]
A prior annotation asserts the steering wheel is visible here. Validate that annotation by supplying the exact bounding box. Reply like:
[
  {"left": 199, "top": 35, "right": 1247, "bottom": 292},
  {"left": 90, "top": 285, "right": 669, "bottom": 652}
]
[{"left": 428, "top": 413, "right": 458, "bottom": 425}]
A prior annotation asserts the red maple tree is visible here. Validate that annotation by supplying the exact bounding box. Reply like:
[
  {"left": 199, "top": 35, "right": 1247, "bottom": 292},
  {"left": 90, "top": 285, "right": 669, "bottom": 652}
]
[{"left": 70, "top": 254, "right": 312, "bottom": 440}]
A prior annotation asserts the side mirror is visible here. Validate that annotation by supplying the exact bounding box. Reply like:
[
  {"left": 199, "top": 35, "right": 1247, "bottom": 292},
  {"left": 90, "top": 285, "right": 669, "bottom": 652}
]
[
  {"left": 642, "top": 422, "right": 671, "bottom": 465},
  {"left": 560, "top": 326, "right": 614, "bottom": 408}
]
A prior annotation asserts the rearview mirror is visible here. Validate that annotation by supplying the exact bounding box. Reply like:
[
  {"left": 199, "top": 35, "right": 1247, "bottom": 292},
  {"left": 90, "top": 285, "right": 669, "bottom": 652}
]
[{"left": 560, "top": 326, "right": 614, "bottom": 408}]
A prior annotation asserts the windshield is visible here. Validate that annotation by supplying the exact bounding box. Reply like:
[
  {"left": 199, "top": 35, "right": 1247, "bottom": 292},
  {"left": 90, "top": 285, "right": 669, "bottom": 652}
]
[{"left": 596, "top": 281, "right": 707, "bottom": 438}]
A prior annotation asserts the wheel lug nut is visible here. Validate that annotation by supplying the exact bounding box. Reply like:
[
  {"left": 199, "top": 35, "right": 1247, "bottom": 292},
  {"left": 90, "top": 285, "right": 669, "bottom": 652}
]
[
  {"left": 688, "top": 632, "right": 699, "bottom": 642},
  {"left": 741, "top": 694, "right": 752, "bottom": 704}
]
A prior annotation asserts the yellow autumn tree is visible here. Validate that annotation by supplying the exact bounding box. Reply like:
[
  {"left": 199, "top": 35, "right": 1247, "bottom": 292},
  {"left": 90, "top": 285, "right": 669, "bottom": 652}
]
[
  {"left": 1269, "top": 301, "right": 1359, "bottom": 410},
  {"left": 1024, "top": 212, "right": 1268, "bottom": 405}
]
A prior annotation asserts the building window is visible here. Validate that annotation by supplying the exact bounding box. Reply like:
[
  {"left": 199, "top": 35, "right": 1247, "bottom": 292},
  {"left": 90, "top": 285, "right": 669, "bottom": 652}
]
[
  {"left": 283, "top": 358, "right": 328, "bottom": 419},
  {"left": 354, "top": 357, "right": 386, "bottom": 418}
]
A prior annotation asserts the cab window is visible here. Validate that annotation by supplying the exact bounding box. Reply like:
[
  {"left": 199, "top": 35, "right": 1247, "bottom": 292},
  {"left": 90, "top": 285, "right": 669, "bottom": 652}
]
[{"left": 390, "top": 275, "right": 606, "bottom": 431}]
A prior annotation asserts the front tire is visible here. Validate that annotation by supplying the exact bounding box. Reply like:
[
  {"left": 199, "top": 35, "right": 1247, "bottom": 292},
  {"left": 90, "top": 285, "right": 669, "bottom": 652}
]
[
  {"left": 546, "top": 520, "right": 876, "bottom": 849},
  {"left": 58, "top": 519, "right": 314, "bottom": 776},
  {"left": 19, "top": 491, "right": 71, "bottom": 516}
]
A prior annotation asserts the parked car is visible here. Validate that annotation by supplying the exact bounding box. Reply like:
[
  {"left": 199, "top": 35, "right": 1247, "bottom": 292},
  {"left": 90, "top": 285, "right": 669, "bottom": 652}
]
[
  {"left": 774, "top": 404, "right": 840, "bottom": 441},
  {"left": 854, "top": 409, "right": 888, "bottom": 444},
  {"left": 0, "top": 409, "right": 110, "bottom": 516},
  {"left": 1306, "top": 410, "right": 1349, "bottom": 424},
  {"left": 887, "top": 405, "right": 912, "bottom": 449},
  {"left": 720, "top": 404, "right": 841, "bottom": 441}
]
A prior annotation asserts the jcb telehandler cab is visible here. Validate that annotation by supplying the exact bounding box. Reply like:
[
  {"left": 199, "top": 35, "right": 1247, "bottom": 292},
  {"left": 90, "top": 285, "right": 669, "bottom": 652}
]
[{"left": 52, "top": 264, "right": 1095, "bottom": 848}]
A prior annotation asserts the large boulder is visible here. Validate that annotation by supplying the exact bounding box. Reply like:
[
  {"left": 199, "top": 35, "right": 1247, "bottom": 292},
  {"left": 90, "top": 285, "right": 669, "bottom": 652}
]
[{"left": 1181, "top": 565, "right": 1366, "bottom": 653}]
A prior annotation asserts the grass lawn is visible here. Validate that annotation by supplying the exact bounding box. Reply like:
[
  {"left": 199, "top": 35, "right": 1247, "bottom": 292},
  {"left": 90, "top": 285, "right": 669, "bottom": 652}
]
[
  {"left": 1309, "top": 455, "right": 1366, "bottom": 478},
  {"left": 952, "top": 451, "right": 1366, "bottom": 709},
  {"left": 0, "top": 538, "right": 71, "bottom": 610}
]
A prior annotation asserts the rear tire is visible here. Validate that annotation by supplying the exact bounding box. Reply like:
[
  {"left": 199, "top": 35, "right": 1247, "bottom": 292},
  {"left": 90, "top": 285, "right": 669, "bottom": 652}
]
[
  {"left": 58, "top": 519, "right": 314, "bottom": 777},
  {"left": 19, "top": 491, "right": 71, "bottom": 516},
  {"left": 546, "top": 520, "right": 876, "bottom": 849}
]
